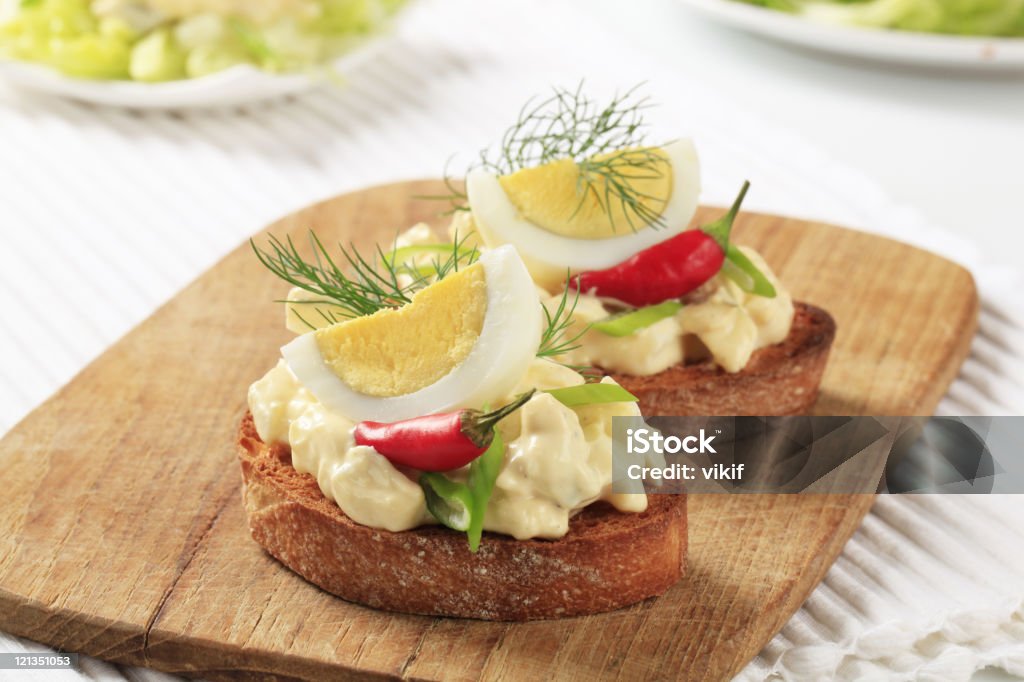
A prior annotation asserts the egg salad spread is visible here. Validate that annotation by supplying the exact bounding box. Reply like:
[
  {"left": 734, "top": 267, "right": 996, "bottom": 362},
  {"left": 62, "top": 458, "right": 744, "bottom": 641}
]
[
  {"left": 548, "top": 247, "right": 794, "bottom": 375},
  {"left": 445, "top": 213, "right": 796, "bottom": 376},
  {"left": 249, "top": 360, "right": 647, "bottom": 539},
  {"left": 245, "top": 87, "right": 803, "bottom": 551},
  {"left": 249, "top": 210, "right": 792, "bottom": 544},
  {"left": 248, "top": 233, "right": 653, "bottom": 544},
  {"left": 429, "top": 87, "right": 796, "bottom": 378}
]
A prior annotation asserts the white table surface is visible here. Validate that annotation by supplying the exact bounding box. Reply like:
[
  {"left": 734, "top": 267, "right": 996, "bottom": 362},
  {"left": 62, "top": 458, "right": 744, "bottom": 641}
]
[{"left": 592, "top": 0, "right": 1024, "bottom": 276}]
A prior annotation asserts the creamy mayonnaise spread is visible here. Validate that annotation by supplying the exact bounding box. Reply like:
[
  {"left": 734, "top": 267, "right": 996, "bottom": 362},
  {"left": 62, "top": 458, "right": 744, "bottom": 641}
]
[
  {"left": 250, "top": 219, "right": 788, "bottom": 540},
  {"left": 446, "top": 212, "right": 796, "bottom": 376},
  {"left": 248, "top": 358, "right": 649, "bottom": 539},
  {"left": 553, "top": 247, "right": 794, "bottom": 375}
]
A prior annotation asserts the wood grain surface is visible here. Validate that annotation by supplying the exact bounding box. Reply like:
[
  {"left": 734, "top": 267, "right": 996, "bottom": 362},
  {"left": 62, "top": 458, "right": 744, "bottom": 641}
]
[{"left": 0, "top": 180, "right": 978, "bottom": 681}]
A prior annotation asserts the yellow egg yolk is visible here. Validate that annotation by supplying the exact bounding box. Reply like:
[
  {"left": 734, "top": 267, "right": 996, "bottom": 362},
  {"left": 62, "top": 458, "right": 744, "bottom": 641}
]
[
  {"left": 497, "top": 146, "right": 673, "bottom": 239},
  {"left": 313, "top": 263, "right": 488, "bottom": 397}
]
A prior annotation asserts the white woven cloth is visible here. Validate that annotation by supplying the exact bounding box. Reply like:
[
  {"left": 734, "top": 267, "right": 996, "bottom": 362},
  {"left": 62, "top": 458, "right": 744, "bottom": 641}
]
[{"left": 0, "top": 0, "right": 1022, "bottom": 680}]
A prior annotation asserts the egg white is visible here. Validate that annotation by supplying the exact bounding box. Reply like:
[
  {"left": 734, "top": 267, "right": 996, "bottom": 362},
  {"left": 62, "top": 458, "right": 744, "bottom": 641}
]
[
  {"left": 466, "top": 138, "right": 701, "bottom": 289},
  {"left": 281, "top": 245, "right": 542, "bottom": 423}
]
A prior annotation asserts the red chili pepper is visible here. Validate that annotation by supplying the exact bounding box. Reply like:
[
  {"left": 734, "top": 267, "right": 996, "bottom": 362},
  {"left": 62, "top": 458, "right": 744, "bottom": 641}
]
[
  {"left": 570, "top": 181, "right": 750, "bottom": 307},
  {"left": 353, "top": 390, "right": 535, "bottom": 472}
]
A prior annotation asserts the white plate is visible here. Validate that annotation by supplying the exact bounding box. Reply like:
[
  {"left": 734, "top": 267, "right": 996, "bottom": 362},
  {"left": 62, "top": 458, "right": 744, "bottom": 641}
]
[
  {"left": 678, "top": 0, "right": 1024, "bottom": 71},
  {"left": 0, "top": 30, "right": 394, "bottom": 109}
]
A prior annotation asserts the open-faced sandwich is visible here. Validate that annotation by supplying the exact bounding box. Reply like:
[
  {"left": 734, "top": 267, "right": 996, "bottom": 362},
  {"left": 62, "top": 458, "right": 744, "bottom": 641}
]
[
  {"left": 432, "top": 84, "right": 836, "bottom": 415},
  {"left": 240, "top": 237, "right": 685, "bottom": 620}
]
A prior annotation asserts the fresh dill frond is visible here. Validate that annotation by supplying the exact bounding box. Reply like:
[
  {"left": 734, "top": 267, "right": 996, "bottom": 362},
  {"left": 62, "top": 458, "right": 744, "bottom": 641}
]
[
  {"left": 381, "top": 231, "right": 480, "bottom": 289},
  {"left": 490, "top": 82, "right": 656, "bottom": 173},
  {"left": 575, "top": 146, "right": 669, "bottom": 232},
  {"left": 255, "top": 232, "right": 595, "bottom": 371},
  {"left": 283, "top": 304, "right": 347, "bottom": 332},
  {"left": 431, "top": 231, "right": 480, "bottom": 280},
  {"left": 277, "top": 299, "right": 349, "bottom": 331},
  {"left": 433, "top": 82, "right": 669, "bottom": 232},
  {"left": 252, "top": 232, "right": 398, "bottom": 319},
  {"left": 251, "top": 230, "right": 480, "bottom": 321},
  {"left": 537, "top": 278, "right": 589, "bottom": 360},
  {"left": 414, "top": 157, "right": 471, "bottom": 216}
]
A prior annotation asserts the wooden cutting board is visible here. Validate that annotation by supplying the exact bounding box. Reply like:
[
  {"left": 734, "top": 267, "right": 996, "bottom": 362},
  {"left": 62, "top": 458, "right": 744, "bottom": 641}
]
[{"left": 0, "top": 181, "right": 978, "bottom": 681}]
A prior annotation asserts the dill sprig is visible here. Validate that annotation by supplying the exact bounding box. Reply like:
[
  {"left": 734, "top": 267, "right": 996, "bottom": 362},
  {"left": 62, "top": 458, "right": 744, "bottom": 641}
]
[
  {"left": 252, "top": 232, "right": 585, "bottom": 363},
  {"left": 537, "top": 277, "right": 589, "bottom": 360},
  {"left": 418, "top": 156, "right": 470, "bottom": 217},
  {"left": 381, "top": 237, "right": 479, "bottom": 291},
  {"left": 251, "top": 230, "right": 480, "bottom": 323},
  {"left": 435, "top": 82, "right": 669, "bottom": 231}
]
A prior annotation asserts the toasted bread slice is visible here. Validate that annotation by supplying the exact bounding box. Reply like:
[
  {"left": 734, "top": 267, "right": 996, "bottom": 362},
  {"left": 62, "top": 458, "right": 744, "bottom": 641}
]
[
  {"left": 613, "top": 302, "right": 835, "bottom": 416},
  {"left": 237, "top": 414, "right": 687, "bottom": 620}
]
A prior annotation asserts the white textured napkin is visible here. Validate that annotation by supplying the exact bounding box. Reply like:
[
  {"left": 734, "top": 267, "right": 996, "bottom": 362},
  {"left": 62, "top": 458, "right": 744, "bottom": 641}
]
[{"left": 0, "top": 0, "right": 1022, "bottom": 679}]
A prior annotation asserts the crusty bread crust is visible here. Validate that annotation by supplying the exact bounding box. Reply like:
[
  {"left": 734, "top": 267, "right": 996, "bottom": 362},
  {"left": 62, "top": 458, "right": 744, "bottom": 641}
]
[
  {"left": 613, "top": 302, "right": 835, "bottom": 416},
  {"left": 237, "top": 414, "right": 687, "bottom": 620}
]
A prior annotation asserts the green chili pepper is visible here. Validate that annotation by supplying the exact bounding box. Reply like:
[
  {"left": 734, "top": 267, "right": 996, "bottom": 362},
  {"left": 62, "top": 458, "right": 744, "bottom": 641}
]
[
  {"left": 722, "top": 244, "right": 777, "bottom": 298},
  {"left": 545, "top": 383, "right": 639, "bottom": 407},
  {"left": 420, "top": 473, "right": 473, "bottom": 532},
  {"left": 592, "top": 300, "right": 683, "bottom": 337},
  {"left": 466, "top": 429, "right": 504, "bottom": 552},
  {"left": 387, "top": 243, "right": 473, "bottom": 264},
  {"left": 418, "top": 429, "right": 507, "bottom": 552}
]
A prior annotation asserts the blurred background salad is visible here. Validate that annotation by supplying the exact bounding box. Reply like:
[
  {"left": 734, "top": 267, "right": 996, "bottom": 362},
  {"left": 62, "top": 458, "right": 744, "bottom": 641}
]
[
  {"left": 0, "top": 0, "right": 405, "bottom": 82},
  {"left": 737, "top": 0, "right": 1024, "bottom": 37}
]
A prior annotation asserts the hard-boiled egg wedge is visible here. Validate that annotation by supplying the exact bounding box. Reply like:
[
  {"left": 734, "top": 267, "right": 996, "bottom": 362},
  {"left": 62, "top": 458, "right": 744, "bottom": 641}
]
[
  {"left": 466, "top": 139, "right": 701, "bottom": 290},
  {"left": 281, "top": 245, "right": 542, "bottom": 423}
]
